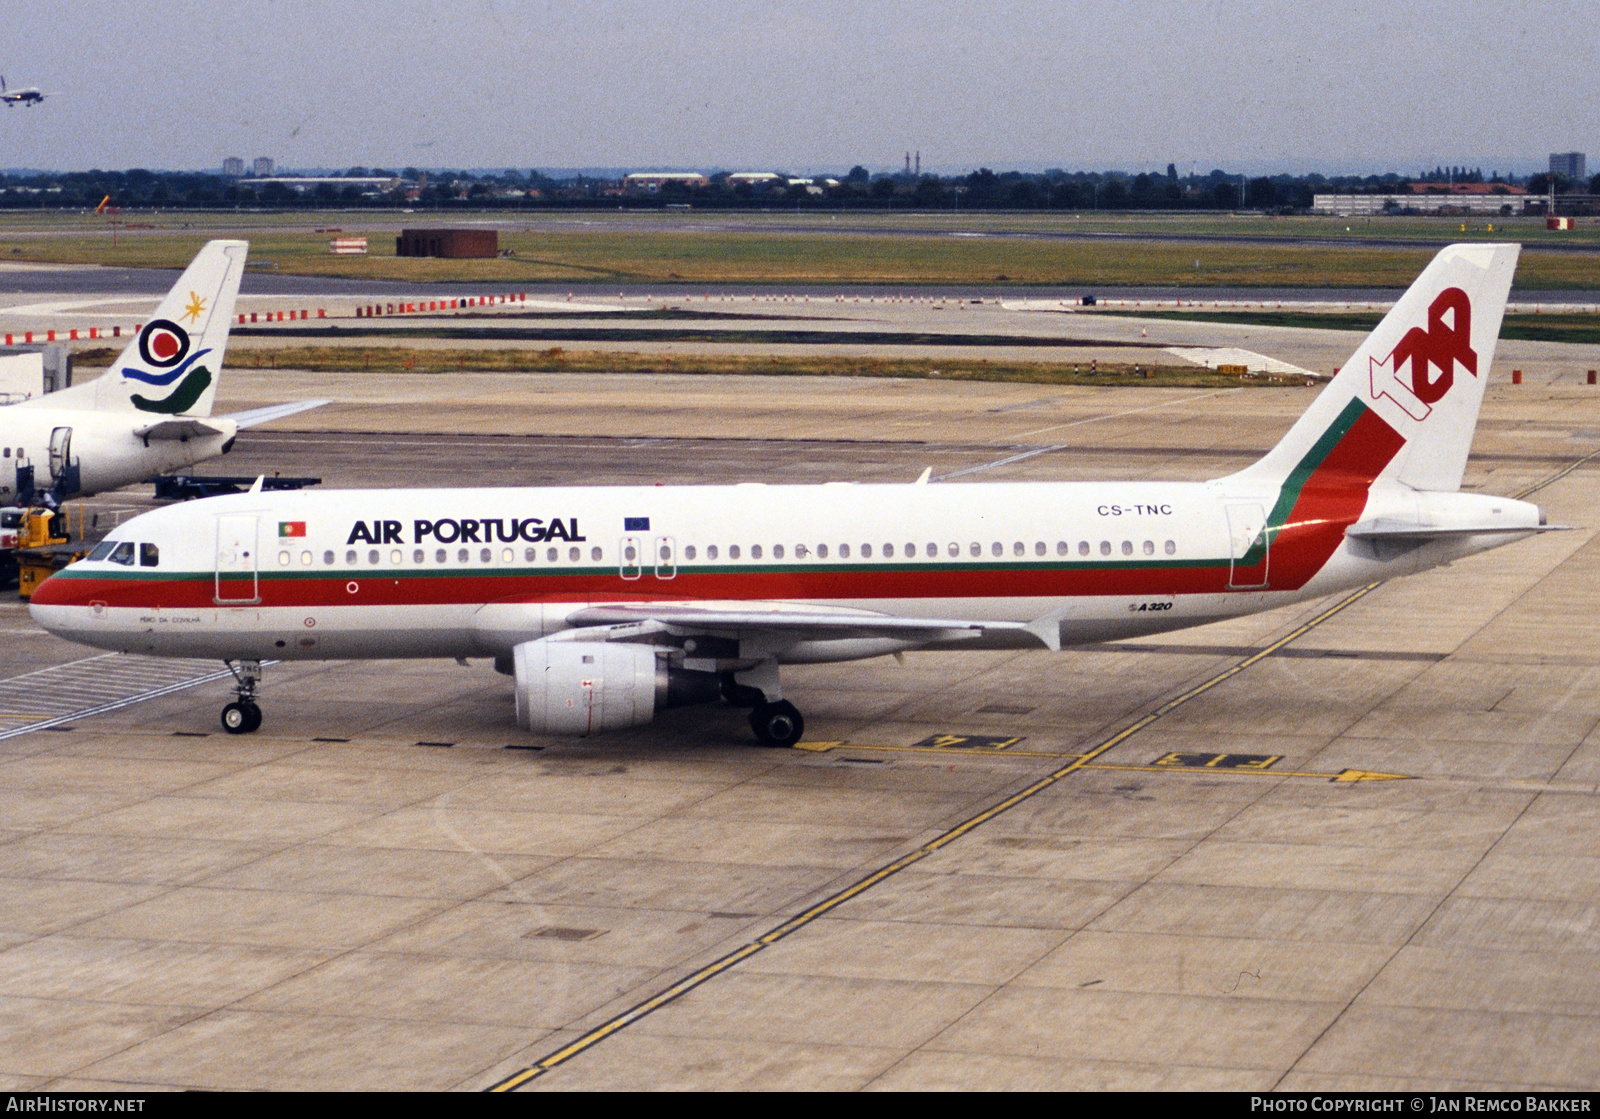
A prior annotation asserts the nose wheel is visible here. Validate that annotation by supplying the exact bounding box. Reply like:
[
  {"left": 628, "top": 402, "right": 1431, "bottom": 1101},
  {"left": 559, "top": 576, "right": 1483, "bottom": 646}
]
[
  {"left": 221, "top": 659, "right": 264, "bottom": 735},
  {"left": 222, "top": 701, "right": 262, "bottom": 734},
  {"left": 750, "top": 700, "right": 804, "bottom": 748}
]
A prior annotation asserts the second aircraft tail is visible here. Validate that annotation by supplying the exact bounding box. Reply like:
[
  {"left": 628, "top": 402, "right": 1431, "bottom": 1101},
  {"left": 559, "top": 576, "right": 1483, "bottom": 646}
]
[{"left": 39, "top": 239, "right": 248, "bottom": 416}]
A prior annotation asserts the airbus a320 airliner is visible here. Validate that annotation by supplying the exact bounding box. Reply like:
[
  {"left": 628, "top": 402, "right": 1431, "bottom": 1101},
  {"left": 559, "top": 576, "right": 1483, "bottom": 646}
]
[{"left": 31, "top": 244, "right": 1556, "bottom": 744}]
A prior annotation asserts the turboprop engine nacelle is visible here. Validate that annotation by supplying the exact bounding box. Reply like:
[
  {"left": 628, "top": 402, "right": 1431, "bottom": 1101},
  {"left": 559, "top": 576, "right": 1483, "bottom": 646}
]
[{"left": 512, "top": 637, "right": 721, "bottom": 735}]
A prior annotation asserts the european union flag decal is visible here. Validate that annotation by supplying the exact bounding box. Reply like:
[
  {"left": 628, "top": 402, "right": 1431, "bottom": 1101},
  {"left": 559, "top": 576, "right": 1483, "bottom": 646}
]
[{"left": 624, "top": 517, "right": 650, "bottom": 531}]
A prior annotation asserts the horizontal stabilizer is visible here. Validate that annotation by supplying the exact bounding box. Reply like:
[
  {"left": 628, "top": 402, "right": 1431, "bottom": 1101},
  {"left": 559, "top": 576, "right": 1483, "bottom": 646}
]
[
  {"left": 1347, "top": 519, "right": 1571, "bottom": 540},
  {"left": 222, "top": 400, "right": 330, "bottom": 429},
  {"left": 132, "top": 418, "right": 230, "bottom": 441}
]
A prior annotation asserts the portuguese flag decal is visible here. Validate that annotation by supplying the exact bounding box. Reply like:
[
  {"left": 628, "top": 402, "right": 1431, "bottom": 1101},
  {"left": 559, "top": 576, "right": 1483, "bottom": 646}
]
[{"left": 278, "top": 522, "right": 307, "bottom": 538}]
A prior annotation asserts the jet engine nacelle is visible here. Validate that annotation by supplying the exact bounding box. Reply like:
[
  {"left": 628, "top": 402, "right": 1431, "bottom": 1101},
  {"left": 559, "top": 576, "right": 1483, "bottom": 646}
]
[{"left": 512, "top": 637, "right": 721, "bottom": 735}]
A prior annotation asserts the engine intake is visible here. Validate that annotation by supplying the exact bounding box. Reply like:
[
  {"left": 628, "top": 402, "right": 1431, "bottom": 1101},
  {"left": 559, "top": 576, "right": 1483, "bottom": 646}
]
[{"left": 512, "top": 638, "right": 720, "bottom": 735}]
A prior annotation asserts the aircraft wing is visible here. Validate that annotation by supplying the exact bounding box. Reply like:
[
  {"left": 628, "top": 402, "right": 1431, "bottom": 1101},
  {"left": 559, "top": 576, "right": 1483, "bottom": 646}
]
[
  {"left": 221, "top": 400, "right": 330, "bottom": 429},
  {"left": 132, "top": 418, "right": 233, "bottom": 440},
  {"left": 565, "top": 603, "right": 1058, "bottom": 648}
]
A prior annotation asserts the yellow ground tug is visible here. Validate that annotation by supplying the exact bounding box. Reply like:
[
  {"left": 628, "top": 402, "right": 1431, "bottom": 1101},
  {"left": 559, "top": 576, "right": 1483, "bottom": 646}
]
[{"left": 14, "top": 504, "right": 90, "bottom": 600}]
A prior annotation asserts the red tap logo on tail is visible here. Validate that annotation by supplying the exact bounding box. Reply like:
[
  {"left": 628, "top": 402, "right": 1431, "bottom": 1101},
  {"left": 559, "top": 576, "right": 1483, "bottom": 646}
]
[{"left": 1369, "top": 287, "right": 1477, "bottom": 421}]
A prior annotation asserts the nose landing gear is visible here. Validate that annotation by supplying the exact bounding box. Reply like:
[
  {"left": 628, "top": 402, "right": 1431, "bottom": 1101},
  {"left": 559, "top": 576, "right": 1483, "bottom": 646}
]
[{"left": 221, "top": 660, "right": 263, "bottom": 735}]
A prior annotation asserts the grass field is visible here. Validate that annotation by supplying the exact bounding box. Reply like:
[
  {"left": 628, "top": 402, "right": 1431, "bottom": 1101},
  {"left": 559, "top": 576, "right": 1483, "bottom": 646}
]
[
  {"left": 1100, "top": 310, "right": 1600, "bottom": 344},
  {"left": 74, "top": 344, "right": 1310, "bottom": 388},
  {"left": 2, "top": 210, "right": 1597, "bottom": 289}
]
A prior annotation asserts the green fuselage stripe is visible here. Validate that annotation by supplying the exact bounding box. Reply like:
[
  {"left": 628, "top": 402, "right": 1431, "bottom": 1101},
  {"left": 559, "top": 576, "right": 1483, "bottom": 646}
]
[{"left": 1235, "top": 397, "right": 1369, "bottom": 565}]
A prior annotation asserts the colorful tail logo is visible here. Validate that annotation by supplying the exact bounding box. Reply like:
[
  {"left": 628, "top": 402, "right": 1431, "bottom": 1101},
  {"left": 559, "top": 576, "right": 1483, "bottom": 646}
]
[
  {"left": 1369, "top": 287, "right": 1477, "bottom": 421},
  {"left": 121, "top": 319, "right": 214, "bottom": 414}
]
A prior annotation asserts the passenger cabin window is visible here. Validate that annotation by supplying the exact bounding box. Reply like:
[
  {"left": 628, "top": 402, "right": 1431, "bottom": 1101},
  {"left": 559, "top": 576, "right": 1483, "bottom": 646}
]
[
  {"left": 346, "top": 549, "right": 357, "bottom": 564},
  {"left": 708, "top": 545, "right": 720, "bottom": 560},
  {"left": 1165, "top": 540, "right": 1177, "bottom": 555},
  {"left": 108, "top": 542, "right": 135, "bottom": 566},
  {"left": 751, "top": 545, "right": 762, "bottom": 559},
  {"left": 685, "top": 545, "right": 697, "bottom": 560},
  {"left": 773, "top": 545, "right": 784, "bottom": 559},
  {"left": 1079, "top": 541, "right": 1090, "bottom": 556},
  {"left": 324, "top": 550, "right": 336, "bottom": 565},
  {"left": 729, "top": 545, "right": 741, "bottom": 559},
  {"left": 87, "top": 540, "right": 117, "bottom": 561},
  {"left": 140, "top": 543, "right": 159, "bottom": 568},
  {"left": 861, "top": 544, "right": 872, "bottom": 557}
]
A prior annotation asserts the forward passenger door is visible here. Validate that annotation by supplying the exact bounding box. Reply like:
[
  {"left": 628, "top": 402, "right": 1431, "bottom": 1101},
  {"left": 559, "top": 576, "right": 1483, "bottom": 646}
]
[{"left": 215, "top": 514, "right": 260, "bottom": 604}]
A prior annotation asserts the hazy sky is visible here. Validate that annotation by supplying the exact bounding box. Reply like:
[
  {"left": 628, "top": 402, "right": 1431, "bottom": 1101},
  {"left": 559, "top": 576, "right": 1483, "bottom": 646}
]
[{"left": 3, "top": 0, "right": 1596, "bottom": 175}]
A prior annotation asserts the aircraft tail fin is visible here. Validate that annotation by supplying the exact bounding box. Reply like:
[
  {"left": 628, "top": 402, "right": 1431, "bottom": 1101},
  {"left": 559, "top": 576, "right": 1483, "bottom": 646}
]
[
  {"left": 43, "top": 240, "right": 247, "bottom": 416},
  {"left": 1223, "top": 242, "right": 1519, "bottom": 494}
]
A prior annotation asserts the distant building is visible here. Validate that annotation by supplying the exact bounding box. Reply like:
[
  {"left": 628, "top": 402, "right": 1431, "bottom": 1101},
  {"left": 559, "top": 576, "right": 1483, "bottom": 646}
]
[
  {"left": 396, "top": 228, "right": 498, "bottom": 259},
  {"left": 726, "top": 172, "right": 783, "bottom": 186},
  {"left": 221, "top": 157, "right": 245, "bottom": 177},
  {"left": 623, "top": 172, "right": 710, "bottom": 193},
  {"left": 251, "top": 156, "right": 274, "bottom": 178},
  {"left": 248, "top": 176, "right": 401, "bottom": 195},
  {"left": 1313, "top": 192, "right": 1530, "bottom": 217},
  {"left": 1550, "top": 152, "right": 1587, "bottom": 182}
]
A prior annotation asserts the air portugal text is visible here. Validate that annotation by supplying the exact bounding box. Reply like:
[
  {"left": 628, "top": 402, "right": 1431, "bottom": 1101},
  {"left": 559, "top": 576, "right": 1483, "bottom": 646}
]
[{"left": 345, "top": 517, "right": 588, "bottom": 546}]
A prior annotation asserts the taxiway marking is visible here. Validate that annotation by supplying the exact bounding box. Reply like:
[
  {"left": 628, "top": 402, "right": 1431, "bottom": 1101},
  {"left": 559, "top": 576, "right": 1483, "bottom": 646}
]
[{"left": 485, "top": 442, "right": 1599, "bottom": 1088}]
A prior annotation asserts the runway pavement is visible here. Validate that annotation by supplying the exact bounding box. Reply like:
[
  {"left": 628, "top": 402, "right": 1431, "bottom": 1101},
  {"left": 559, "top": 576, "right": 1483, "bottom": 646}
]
[{"left": 0, "top": 364, "right": 1598, "bottom": 1090}]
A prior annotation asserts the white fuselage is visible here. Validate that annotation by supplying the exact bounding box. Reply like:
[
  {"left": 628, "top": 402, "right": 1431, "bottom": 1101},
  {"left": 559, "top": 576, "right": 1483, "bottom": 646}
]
[
  {"left": 0, "top": 405, "right": 235, "bottom": 501},
  {"left": 28, "top": 481, "right": 1540, "bottom": 665}
]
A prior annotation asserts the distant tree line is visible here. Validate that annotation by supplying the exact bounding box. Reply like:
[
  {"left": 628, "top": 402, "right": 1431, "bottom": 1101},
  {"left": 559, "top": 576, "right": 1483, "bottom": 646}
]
[{"left": 2, "top": 163, "right": 1597, "bottom": 213}]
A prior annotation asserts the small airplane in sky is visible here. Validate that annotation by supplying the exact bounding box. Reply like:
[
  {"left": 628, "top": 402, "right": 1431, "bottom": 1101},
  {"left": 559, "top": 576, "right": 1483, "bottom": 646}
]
[
  {"left": 31, "top": 243, "right": 1557, "bottom": 743},
  {"left": 0, "top": 78, "right": 47, "bottom": 107},
  {"left": 1, "top": 240, "right": 325, "bottom": 506}
]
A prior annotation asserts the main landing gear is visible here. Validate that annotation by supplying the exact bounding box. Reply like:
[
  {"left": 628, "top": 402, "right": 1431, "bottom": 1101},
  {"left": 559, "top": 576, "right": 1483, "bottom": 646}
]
[
  {"left": 719, "top": 665, "right": 805, "bottom": 748},
  {"left": 221, "top": 660, "right": 263, "bottom": 735},
  {"left": 749, "top": 700, "right": 804, "bottom": 748}
]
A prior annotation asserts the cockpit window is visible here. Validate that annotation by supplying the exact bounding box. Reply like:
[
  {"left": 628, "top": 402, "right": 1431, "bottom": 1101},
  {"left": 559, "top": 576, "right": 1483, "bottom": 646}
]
[
  {"left": 0, "top": 512, "right": 21, "bottom": 529},
  {"left": 87, "top": 541, "right": 117, "bottom": 561},
  {"left": 107, "top": 542, "right": 135, "bottom": 566},
  {"left": 140, "top": 543, "right": 159, "bottom": 568}
]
